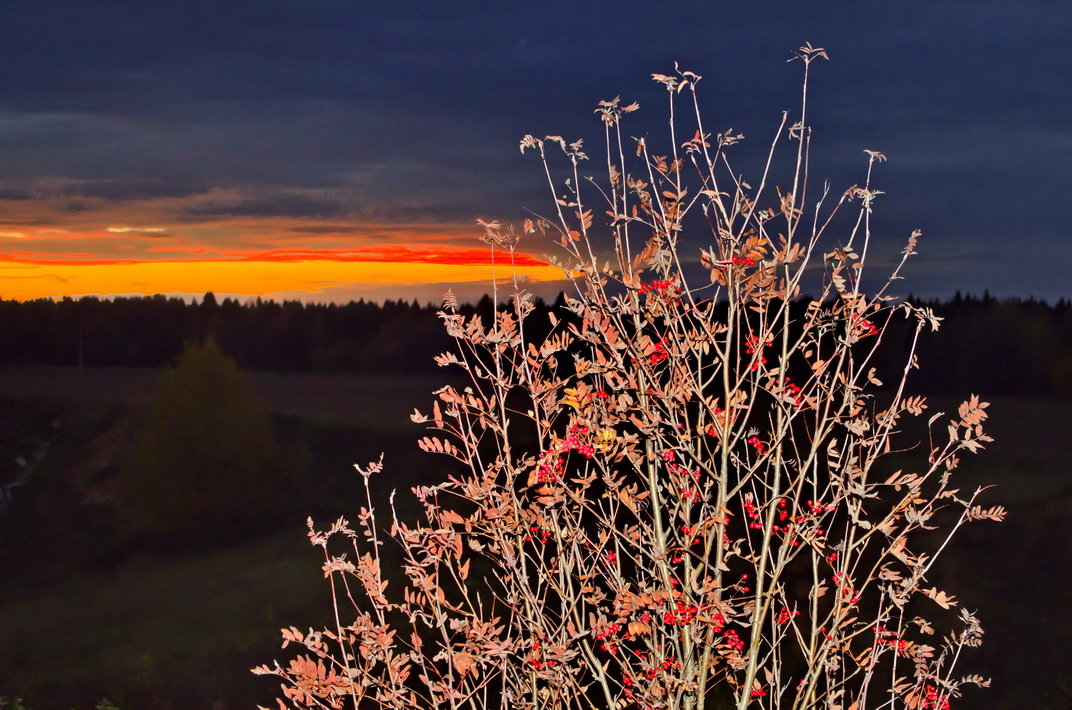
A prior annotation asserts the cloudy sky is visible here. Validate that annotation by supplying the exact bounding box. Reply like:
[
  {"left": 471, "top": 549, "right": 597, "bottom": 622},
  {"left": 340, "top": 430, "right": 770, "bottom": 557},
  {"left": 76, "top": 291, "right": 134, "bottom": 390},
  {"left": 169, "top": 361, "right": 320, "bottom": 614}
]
[{"left": 0, "top": 0, "right": 1068, "bottom": 303}]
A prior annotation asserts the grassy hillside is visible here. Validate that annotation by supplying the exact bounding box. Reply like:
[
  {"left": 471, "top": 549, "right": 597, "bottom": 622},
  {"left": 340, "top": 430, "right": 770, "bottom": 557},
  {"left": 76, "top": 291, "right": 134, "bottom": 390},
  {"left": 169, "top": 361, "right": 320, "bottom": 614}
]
[
  {"left": 0, "top": 370, "right": 1068, "bottom": 708},
  {"left": 0, "top": 532, "right": 325, "bottom": 709}
]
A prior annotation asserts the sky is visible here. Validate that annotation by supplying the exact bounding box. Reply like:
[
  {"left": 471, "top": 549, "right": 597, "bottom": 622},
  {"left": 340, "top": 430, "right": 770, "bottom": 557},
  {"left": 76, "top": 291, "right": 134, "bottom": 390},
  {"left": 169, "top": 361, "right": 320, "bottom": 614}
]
[{"left": 0, "top": 0, "right": 1068, "bottom": 304}]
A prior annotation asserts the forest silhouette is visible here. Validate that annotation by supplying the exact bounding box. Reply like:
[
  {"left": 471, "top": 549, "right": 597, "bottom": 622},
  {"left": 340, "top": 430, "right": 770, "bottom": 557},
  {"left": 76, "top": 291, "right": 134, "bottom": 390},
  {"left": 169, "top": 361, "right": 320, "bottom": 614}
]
[{"left": 0, "top": 291, "right": 1068, "bottom": 396}]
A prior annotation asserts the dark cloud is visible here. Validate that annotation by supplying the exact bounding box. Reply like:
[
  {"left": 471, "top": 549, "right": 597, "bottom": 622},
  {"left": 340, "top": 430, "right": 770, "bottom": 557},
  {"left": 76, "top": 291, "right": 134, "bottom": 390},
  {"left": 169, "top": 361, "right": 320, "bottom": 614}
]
[
  {"left": 0, "top": 188, "right": 33, "bottom": 201},
  {"left": 55, "top": 180, "right": 211, "bottom": 202},
  {"left": 0, "top": 0, "right": 1066, "bottom": 297},
  {"left": 288, "top": 225, "right": 370, "bottom": 235},
  {"left": 186, "top": 192, "right": 349, "bottom": 219}
]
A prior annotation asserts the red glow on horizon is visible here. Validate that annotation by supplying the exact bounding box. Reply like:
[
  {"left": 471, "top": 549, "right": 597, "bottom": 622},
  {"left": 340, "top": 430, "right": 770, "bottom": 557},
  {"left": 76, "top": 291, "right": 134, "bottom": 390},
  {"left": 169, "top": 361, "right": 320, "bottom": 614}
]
[
  {"left": 0, "top": 244, "right": 551, "bottom": 268},
  {"left": 223, "top": 245, "right": 550, "bottom": 267}
]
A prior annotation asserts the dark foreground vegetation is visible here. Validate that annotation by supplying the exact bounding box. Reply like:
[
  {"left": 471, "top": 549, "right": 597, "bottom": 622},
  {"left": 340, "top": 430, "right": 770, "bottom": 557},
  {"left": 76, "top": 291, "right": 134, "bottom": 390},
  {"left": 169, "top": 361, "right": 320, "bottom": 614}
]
[
  {"left": 0, "top": 355, "right": 466, "bottom": 708},
  {"left": 0, "top": 292, "right": 1070, "bottom": 396},
  {"left": 3, "top": 386, "right": 1068, "bottom": 708},
  {"left": 0, "top": 306, "right": 1068, "bottom": 708}
]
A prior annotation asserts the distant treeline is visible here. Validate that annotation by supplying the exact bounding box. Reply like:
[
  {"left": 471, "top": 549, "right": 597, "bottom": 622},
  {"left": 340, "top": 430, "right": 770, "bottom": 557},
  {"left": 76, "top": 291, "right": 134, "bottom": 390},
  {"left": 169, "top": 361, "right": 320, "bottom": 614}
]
[
  {"left": 0, "top": 292, "right": 458, "bottom": 373},
  {"left": 0, "top": 291, "right": 1068, "bottom": 396},
  {"left": 899, "top": 292, "right": 1072, "bottom": 397}
]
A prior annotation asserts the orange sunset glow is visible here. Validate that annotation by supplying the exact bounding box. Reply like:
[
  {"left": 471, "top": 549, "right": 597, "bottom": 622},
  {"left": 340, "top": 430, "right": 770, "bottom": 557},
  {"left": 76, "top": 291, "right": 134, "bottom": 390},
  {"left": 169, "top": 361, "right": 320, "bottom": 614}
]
[{"left": 0, "top": 216, "right": 569, "bottom": 302}]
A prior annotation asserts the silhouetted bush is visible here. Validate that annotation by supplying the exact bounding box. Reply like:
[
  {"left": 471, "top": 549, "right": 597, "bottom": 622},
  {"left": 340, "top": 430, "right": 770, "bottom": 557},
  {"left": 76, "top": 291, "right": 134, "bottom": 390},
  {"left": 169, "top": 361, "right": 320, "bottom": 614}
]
[{"left": 118, "top": 339, "right": 295, "bottom": 549}]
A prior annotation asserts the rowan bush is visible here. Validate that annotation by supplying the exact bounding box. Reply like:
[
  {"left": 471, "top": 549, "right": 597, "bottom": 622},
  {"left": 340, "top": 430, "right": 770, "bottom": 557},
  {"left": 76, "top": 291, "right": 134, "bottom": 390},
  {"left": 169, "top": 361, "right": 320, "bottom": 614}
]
[{"left": 255, "top": 45, "right": 1002, "bottom": 709}]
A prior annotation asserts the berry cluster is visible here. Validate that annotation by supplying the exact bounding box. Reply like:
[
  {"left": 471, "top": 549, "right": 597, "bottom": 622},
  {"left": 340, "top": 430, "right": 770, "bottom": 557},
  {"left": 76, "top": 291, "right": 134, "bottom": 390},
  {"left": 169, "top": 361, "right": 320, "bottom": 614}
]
[
  {"left": 525, "top": 525, "right": 552, "bottom": 543},
  {"left": 745, "top": 330, "right": 772, "bottom": 370},
  {"left": 662, "top": 600, "right": 700, "bottom": 626},
  {"left": 853, "top": 316, "right": 879, "bottom": 338},
  {"left": 832, "top": 572, "right": 860, "bottom": 605},
  {"left": 721, "top": 628, "right": 745, "bottom": 652},
  {"left": 776, "top": 607, "right": 800, "bottom": 624},
  {"left": 921, "top": 685, "right": 952, "bottom": 710},
  {"left": 526, "top": 639, "right": 560, "bottom": 671},
  {"left": 649, "top": 340, "right": 670, "bottom": 364},
  {"left": 875, "top": 625, "right": 911, "bottom": 655},
  {"left": 638, "top": 279, "right": 678, "bottom": 295},
  {"left": 593, "top": 622, "right": 621, "bottom": 654},
  {"left": 747, "top": 435, "right": 768, "bottom": 454}
]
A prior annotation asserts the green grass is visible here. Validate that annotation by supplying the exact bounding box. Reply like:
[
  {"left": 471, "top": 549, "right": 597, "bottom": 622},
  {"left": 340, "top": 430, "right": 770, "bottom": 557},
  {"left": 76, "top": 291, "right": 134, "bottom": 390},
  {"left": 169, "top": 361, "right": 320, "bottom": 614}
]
[
  {"left": 909, "top": 395, "right": 1072, "bottom": 708},
  {"left": 0, "top": 374, "right": 1068, "bottom": 708},
  {"left": 912, "top": 394, "right": 1072, "bottom": 504},
  {"left": 0, "top": 530, "right": 328, "bottom": 709},
  {"left": 0, "top": 366, "right": 461, "bottom": 432},
  {"left": 0, "top": 368, "right": 460, "bottom": 708}
]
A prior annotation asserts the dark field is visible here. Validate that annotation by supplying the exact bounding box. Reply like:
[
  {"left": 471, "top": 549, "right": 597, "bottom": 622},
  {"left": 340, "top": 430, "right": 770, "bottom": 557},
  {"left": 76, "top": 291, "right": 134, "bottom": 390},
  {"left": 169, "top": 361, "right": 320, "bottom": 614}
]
[
  {"left": 0, "top": 368, "right": 1069, "bottom": 708},
  {"left": 0, "top": 367, "right": 458, "bottom": 708},
  {"left": 0, "top": 366, "right": 454, "bottom": 430}
]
